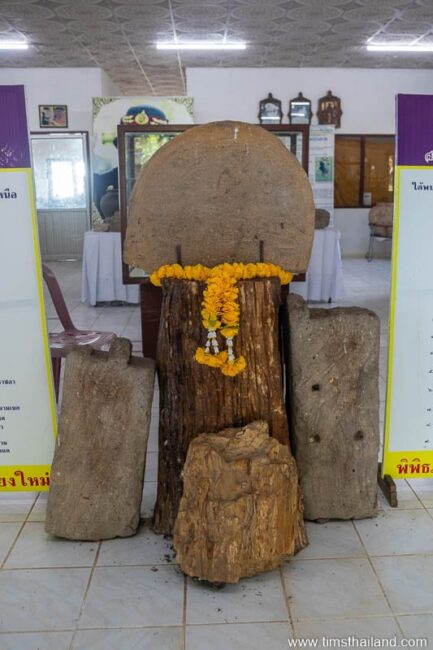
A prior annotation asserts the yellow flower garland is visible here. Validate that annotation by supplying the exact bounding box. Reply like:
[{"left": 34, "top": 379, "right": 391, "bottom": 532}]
[{"left": 150, "top": 263, "right": 293, "bottom": 376}]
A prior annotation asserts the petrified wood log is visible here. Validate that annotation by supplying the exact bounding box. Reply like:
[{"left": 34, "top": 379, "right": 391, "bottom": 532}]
[
  {"left": 45, "top": 339, "right": 155, "bottom": 541},
  {"left": 124, "top": 121, "right": 314, "bottom": 273},
  {"left": 285, "top": 294, "right": 380, "bottom": 520},
  {"left": 154, "top": 277, "right": 306, "bottom": 550},
  {"left": 173, "top": 421, "right": 303, "bottom": 584}
]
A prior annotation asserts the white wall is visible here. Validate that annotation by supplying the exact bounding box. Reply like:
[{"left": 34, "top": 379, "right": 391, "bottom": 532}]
[
  {"left": 187, "top": 67, "right": 433, "bottom": 256},
  {"left": 0, "top": 68, "right": 119, "bottom": 133},
  {"left": 187, "top": 67, "right": 433, "bottom": 133},
  {"left": 100, "top": 70, "right": 121, "bottom": 98}
]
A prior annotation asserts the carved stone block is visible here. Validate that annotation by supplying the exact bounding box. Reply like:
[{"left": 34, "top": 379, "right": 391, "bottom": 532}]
[
  {"left": 45, "top": 339, "right": 155, "bottom": 541},
  {"left": 286, "top": 294, "right": 380, "bottom": 520},
  {"left": 124, "top": 121, "right": 315, "bottom": 273}
]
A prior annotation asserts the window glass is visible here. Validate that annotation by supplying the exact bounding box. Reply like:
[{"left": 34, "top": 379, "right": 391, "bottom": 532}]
[
  {"left": 335, "top": 136, "right": 361, "bottom": 207},
  {"left": 334, "top": 135, "right": 395, "bottom": 208},
  {"left": 124, "top": 132, "right": 176, "bottom": 203},
  {"left": 275, "top": 132, "right": 304, "bottom": 163},
  {"left": 31, "top": 136, "right": 87, "bottom": 209},
  {"left": 364, "top": 136, "right": 395, "bottom": 205}
]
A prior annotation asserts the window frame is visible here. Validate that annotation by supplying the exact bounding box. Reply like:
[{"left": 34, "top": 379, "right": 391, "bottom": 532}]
[
  {"left": 30, "top": 130, "right": 92, "bottom": 214},
  {"left": 334, "top": 133, "right": 395, "bottom": 209}
]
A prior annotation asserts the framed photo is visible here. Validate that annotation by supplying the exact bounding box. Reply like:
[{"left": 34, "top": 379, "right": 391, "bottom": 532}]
[
  {"left": 315, "top": 155, "right": 333, "bottom": 182},
  {"left": 39, "top": 104, "right": 68, "bottom": 129},
  {"left": 289, "top": 92, "right": 312, "bottom": 125},
  {"left": 317, "top": 91, "right": 342, "bottom": 129},
  {"left": 258, "top": 93, "right": 282, "bottom": 125}
]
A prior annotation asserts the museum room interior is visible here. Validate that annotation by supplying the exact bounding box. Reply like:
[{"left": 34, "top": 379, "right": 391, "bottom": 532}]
[{"left": 1, "top": 1, "right": 433, "bottom": 649}]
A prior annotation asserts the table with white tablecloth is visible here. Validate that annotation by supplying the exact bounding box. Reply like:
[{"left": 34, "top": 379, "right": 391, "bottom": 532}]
[
  {"left": 293, "top": 227, "right": 344, "bottom": 302},
  {"left": 81, "top": 231, "right": 140, "bottom": 306},
  {"left": 81, "top": 228, "right": 343, "bottom": 306}
]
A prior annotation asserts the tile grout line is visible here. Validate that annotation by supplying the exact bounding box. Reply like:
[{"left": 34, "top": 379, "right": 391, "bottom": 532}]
[
  {"left": 278, "top": 566, "right": 296, "bottom": 638},
  {"left": 68, "top": 541, "right": 102, "bottom": 650},
  {"left": 4, "top": 545, "right": 433, "bottom": 572},
  {"left": 182, "top": 574, "right": 187, "bottom": 650},
  {"left": 0, "top": 495, "right": 39, "bottom": 569},
  {"left": 122, "top": 307, "right": 138, "bottom": 333},
  {"left": 404, "top": 479, "right": 432, "bottom": 512},
  {"left": 1, "top": 615, "right": 429, "bottom": 636},
  {"left": 350, "top": 520, "right": 405, "bottom": 637}
]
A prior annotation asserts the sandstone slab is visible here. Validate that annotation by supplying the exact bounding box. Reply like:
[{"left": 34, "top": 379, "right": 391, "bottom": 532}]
[
  {"left": 45, "top": 338, "right": 155, "bottom": 541},
  {"left": 285, "top": 294, "right": 380, "bottom": 520},
  {"left": 173, "top": 421, "right": 305, "bottom": 584},
  {"left": 124, "top": 121, "right": 315, "bottom": 273}
]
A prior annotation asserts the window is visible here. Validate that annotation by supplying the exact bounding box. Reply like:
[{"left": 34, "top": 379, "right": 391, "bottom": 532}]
[
  {"left": 48, "top": 159, "right": 85, "bottom": 206},
  {"left": 31, "top": 135, "right": 87, "bottom": 210},
  {"left": 335, "top": 135, "right": 395, "bottom": 208}
]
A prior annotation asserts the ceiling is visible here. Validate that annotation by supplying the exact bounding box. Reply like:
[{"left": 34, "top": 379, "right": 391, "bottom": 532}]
[{"left": 1, "top": 0, "right": 433, "bottom": 95}]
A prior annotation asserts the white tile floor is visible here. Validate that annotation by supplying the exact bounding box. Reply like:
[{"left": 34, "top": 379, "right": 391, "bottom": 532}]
[{"left": 1, "top": 258, "right": 433, "bottom": 649}]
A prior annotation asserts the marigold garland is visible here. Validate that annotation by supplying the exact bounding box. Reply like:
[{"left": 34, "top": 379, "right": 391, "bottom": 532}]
[{"left": 150, "top": 263, "right": 293, "bottom": 376}]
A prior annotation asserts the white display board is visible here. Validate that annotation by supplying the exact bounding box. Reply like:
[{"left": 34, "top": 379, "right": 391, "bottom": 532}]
[
  {"left": 383, "top": 94, "right": 433, "bottom": 479},
  {"left": 309, "top": 125, "right": 335, "bottom": 223},
  {"left": 0, "top": 86, "right": 56, "bottom": 491}
]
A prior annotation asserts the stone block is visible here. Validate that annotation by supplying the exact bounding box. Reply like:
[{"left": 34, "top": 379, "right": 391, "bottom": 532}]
[
  {"left": 368, "top": 202, "right": 393, "bottom": 227},
  {"left": 286, "top": 294, "right": 380, "bottom": 520},
  {"left": 45, "top": 338, "right": 155, "bottom": 541},
  {"left": 315, "top": 208, "right": 330, "bottom": 229},
  {"left": 369, "top": 203, "right": 393, "bottom": 237},
  {"left": 124, "top": 121, "right": 315, "bottom": 273},
  {"left": 173, "top": 421, "right": 304, "bottom": 584}
]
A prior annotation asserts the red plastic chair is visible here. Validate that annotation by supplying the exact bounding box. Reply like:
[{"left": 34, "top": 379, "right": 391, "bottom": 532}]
[{"left": 42, "top": 264, "right": 117, "bottom": 400}]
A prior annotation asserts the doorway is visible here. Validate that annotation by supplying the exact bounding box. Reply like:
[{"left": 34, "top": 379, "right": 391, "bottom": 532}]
[{"left": 31, "top": 132, "right": 91, "bottom": 261}]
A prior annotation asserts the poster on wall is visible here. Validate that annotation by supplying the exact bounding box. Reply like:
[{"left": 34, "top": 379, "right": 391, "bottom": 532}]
[
  {"left": 0, "top": 85, "right": 57, "bottom": 492},
  {"left": 309, "top": 125, "right": 335, "bottom": 223},
  {"left": 382, "top": 94, "right": 433, "bottom": 479},
  {"left": 92, "top": 96, "right": 194, "bottom": 221}
]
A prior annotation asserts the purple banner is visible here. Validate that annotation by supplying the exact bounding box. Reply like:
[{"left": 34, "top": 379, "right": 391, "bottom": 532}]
[
  {"left": 0, "top": 85, "right": 30, "bottom": 169},
  {"left": 397, "top": 94, "right": 433, "bottom": 167}
]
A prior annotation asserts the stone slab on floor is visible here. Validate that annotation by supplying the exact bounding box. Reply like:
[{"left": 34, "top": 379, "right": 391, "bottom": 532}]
[
  {"left": 45, "top": 338, "right": 155, "bottom": 541},
  {"left": 286, "top": 294, "right": 380, "bottom": 520}
]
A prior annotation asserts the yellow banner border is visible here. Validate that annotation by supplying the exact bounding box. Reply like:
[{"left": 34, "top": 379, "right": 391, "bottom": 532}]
[
  {"left": 0, "top": 465, "right": 51, "bottom": 492},
  {"left": 0, "top": 168, "right": 57, "bottom": 492},
  {"left": 382, "top": 165, "right": 433, "bottom": 478}
]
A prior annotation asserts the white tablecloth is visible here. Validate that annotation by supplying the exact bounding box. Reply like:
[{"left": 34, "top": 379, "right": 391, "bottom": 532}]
[
  {"left": 81, "top": 228, "right": 343, "bottom": 306},
  {"left": 293, "top": 227, "right": 344, "bottom": 302},
  {"left": 81, "top": 231, "right": 140, "bottom": 306}
]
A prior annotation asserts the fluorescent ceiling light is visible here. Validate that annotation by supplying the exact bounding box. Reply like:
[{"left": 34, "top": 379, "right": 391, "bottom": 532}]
[
  {"left": 367, "top": 43, "right": 433, "bottom": 52},
  {"left": 0, "top": 40, "right": 28, "bottom": 50},
  {"left": 156, "top": 41, "right": 246, "bottom": 51}
]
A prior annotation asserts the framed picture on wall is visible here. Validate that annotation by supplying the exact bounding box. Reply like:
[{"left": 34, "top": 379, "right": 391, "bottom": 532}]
[
  {"left": 317, "top": 91, "right": 342, "bottom": 129},
  {"left": 39, "top": 104, "right": 68, "bottom": 128},
  {"left": 288, "top": 92, "right": 312, "bottom": 125},
  {"left": 258, "top": 93, "right": 282, "bottom": 125}
]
